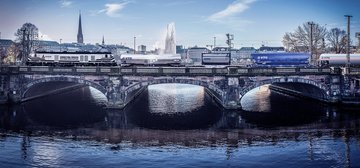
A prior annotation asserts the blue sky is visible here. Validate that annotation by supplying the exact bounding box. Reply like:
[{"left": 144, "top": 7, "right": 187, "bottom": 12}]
[{"left": 0, "top": 0, "right": 360, "bottom": 49}]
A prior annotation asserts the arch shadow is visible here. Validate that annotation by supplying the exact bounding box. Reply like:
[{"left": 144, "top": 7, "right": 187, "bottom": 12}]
[
  {"left": 239, "top": 77, "right": 329, "bottom": 101},
  {"left": 21, "top": 76, "right": 108, "bottom": 99}
]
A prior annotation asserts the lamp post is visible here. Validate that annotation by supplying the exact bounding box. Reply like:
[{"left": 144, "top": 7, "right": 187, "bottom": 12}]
[
  {"left": 133, "top": 36, "right": 136, "bottom": 54},
  {"left": 345, "top": 15, "right": 352, "bottom": 69},
  {"left": 21, "top": 28, "right": 27, "bottom": 65},
  {"left": 308, "top": 22, "right": 315, "bottom": 65}
]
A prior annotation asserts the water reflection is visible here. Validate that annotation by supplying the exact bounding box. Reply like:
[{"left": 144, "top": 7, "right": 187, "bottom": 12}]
[
  {"left": 22, "top": 82, "right": 106, "bottom": 128},
  {"left": 240, "top": 85, "right": 326, "bottom": 127},
  {"left": 0, "top": 83, "right": 360, "bottom": 167},
  {"left": 241, "top": 85, "right": 272, "bottom": 112},
  {"left": 125, "top": 84, "right": 222, "bottom": 130},
  {"left": 148, "top": 84, "right": 205, "bottom": 114}
]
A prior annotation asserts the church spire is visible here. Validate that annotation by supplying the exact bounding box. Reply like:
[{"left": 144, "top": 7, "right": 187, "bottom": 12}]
[
  {"left": 77, "top": 11, "right": 84, "bottom": 44},
  {"left": 102, "top": 35, "right": 105, "bottom": 45}
]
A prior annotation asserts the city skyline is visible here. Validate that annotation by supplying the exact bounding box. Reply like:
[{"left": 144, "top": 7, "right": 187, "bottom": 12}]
[{"left": 0, "top": 0, "right": 360, "bottom": 50}]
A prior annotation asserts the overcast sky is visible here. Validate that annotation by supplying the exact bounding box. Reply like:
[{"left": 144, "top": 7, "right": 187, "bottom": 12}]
[{"left": 0, "top": 0, "right": 360, "bottom": 49}]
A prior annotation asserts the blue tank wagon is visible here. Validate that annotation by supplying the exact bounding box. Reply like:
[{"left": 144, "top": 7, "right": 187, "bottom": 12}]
[{"left": 251, "top": 52, "right": 310, "bottom": 67}]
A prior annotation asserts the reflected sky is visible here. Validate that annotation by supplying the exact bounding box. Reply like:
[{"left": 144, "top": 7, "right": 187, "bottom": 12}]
[
  {"left": 241, "top": 85, "right": 271, "bottom": 112},
  {"left": 88, "top": 86, "right": 108, "bottom": 105},
  {"left": 147, "top": 84, "right": 205, "bottom": 114}
]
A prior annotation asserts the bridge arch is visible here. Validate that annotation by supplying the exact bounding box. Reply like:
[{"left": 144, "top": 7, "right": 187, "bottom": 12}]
[
  {"left": 239, "top": 77, "right": 330, "bottom": 101},
  {"left": 145, "top": 77, "right": 211, "bottom": 88},
  {"left": 121, "top": 77, "right": 225, "bottom": 102},
  {"left": 21, "top": 76, "right": 108, "bottom": 99}
]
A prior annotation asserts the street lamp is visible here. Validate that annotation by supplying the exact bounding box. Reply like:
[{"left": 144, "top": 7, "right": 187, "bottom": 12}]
[
  {"left": 133, "top": 36, "right": 136, "bottom": 54},
  {"left": 345, "top": 15, "right": 352, "bottom": 69}
]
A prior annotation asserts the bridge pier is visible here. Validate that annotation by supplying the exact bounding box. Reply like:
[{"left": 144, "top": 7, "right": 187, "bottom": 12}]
[
  {"left": 106, "top": 82, "right": 146, "bottom": 109},
  {"left": 221, "top": 78, "right": 241, "bottom": 109}
]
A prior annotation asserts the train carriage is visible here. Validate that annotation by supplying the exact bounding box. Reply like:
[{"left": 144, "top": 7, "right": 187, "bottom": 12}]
[
  {"left": 27, "top": 51, "right": 116, "bottom": 66},
  {"left": 201, "top": 53, "right": 231, "bottom": 65},
  {"left": 319, "top": 54, "right": 360, "bottom": 66}
]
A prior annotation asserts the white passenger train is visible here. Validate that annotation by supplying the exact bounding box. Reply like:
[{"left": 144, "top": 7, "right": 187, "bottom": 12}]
[
  {"left": 27, "top": 51, "right": 116, "bottom": 66},
  {"left": 319, "top": 54, "right": 360, "bottom": 66}
]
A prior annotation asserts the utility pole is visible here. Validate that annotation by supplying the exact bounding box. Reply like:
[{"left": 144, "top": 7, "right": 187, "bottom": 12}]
[
  {"left": 213, "top": 36, "right": 216, "bottom": 48},
  {"left": 133, "top": 36, "right": 136, "bottom": 54},
  {"left": 59, "top": 39, "right": 62, "bottom": 52},
  {"left": 308, "top": 22, "right": 315, "bottom": 65},
  {"left": 345, "top": 15, "right": 352, "bottom": 68}
]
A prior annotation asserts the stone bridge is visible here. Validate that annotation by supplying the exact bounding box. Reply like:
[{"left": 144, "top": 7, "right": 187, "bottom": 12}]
[{"left": 0, "top": 66, "right": 359, "bottom": 109}]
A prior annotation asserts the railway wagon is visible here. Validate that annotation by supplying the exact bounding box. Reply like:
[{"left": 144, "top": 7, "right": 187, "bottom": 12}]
[
  {"left": 201, "top": 53, "right": 231, "bottom": 65},
  {"left": 27, "top": 51, "right": 116, "bottom": 66},
  {"left": 319, "top": 54, "right": 360, "bottom": 66},
  {"left": 251, "top": 52, "right": 310, "bottom": 67}
]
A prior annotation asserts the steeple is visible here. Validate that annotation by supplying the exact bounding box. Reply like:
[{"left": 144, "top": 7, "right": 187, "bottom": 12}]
[
  {"left": 102, "top": 35, "right": 105, "bottom": 45},
  {"left": 77, "top": 11, "right": 84, "bottom": 44}
]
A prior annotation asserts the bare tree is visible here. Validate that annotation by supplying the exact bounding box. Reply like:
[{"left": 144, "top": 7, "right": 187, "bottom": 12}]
[
  {"left": 327, "top": 28, "right": 347, "bottom": 53},
  {"left": 14, "top": 23, "right": 39, "bottom": 64},
  {"left": 282, "top": 22, "right": 327, "bottom": 61}
]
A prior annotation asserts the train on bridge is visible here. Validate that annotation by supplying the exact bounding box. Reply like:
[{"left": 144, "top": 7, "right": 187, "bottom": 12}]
[{"left": 26, "top": 50, "right": 360, "bottom": 68}]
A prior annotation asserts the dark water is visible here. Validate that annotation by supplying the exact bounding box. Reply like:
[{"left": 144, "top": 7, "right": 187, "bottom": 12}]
[{"left": 1, "top": 82, "right": 360, "bottom": 168}]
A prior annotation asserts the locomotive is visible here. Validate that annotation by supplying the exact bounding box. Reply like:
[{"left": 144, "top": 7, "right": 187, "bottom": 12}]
[{"left": 27, "top": 51, "right": 116, "bottom": 66}]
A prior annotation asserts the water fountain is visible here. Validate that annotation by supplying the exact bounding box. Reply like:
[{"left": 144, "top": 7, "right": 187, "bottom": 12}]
[
  {"left": 164, "top": 22, "right": 176, "bottom": 54},
  {"left": 121, "top": 22, "right": 180, "bottom": 65}
]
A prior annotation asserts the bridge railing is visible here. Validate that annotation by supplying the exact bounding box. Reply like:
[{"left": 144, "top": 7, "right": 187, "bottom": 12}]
[{"left": 0, "top": 65, "right": 338, "bottom": 76}]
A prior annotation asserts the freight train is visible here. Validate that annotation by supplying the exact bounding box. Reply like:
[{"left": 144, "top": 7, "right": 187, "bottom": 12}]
[{"left": 27, "top": 51, "right": 116, "bottom": 66}]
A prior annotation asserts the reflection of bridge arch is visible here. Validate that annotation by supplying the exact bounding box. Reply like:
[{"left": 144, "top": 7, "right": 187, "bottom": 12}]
[
  {"left": 239, "top": 77, "right": 329, "bottom": 100},
  {"left": 21, "top": 76, "right": 108, "bottom": 99}
]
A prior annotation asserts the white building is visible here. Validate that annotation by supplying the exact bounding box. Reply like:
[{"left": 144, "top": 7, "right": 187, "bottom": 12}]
[{"left": 187, "top": 47, "right": 209, "bottom": 65}]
